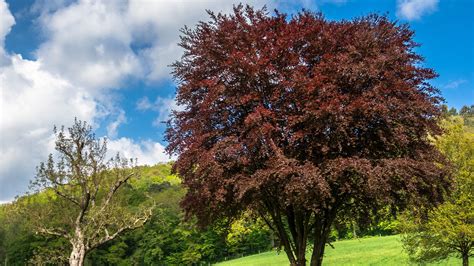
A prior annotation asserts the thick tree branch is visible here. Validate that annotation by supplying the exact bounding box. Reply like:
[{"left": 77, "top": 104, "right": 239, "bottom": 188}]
[
  {"left": 88, "top": 206, "right": 153, "bottom": 250},
  {"left": 36, "top": 227, "right": 70, "bottom": 239}
]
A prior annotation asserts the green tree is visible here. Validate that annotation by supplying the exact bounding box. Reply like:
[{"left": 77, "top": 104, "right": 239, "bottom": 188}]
[
  {"left": 400, "top": 117, "right": 474, "bottom": 266},
  {"left": 226, "top": 212, "right": 272, "bottom": 255},
  {"left": 449, "top": 107, "right": 459, "bottom": 116},
  {"left": 0, "top": 198, "right": 67, "bottom": 265},
  {"left": 459, "top": 105, "right": 474, "bottom": 129},
  {"left": 27, "top": 119, "right": 153, "bottom": 266},
  {"left": 441, "top": 104, "right": 449, "bottom": 117},
  {"left": 459, "top": 105, "right": 474, "bottom": 116},
  {"left": 0, "top": 206, "right": 7, "bottom": 264}
]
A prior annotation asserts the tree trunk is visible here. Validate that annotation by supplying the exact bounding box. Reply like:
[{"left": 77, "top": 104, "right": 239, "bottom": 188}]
[
  {"left": 310, "top": 210, "right": 336, "bottom": 266},
  {"left": 351, "top": 220, "right": 357, "bottom": 238},
  {"left": 69, "top": 227, "right": 86, "bottom": 266},
  {"left": 292, "top": 231, "right": 308, "bottom": 266},
  {"left": 280, "top": 232, "right": 297, "bottom": 266},
  {"left": 294, "top": 254, "right": 306, "bottom": 266},
  {"left": 69, "top": 243, "right": 86, "bottom": 266},
  {"left": 462, "top": 251, "right": 469, "bottom": 266},
  {"left": 310, "top": 237, "right": 326, "bottom": 266}
]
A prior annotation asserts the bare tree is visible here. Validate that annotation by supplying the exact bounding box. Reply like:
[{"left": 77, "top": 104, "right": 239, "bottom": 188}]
[{"left": 28, "top": 119, "right": 153, "bottom": 266}]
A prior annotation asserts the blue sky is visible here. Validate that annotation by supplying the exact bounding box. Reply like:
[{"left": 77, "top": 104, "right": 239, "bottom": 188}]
[{"left": 0, "top": 0, "right": 473, "bottom": 201}]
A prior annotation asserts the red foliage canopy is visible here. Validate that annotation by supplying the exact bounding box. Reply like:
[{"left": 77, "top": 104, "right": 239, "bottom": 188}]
[{"left": 166, "top": 6, "right": 450, "bottom": 265}]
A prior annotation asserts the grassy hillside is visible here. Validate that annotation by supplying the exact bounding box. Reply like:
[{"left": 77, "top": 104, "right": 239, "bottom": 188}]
[{"left": 216, "top": 235, "right": 461, "bottom": 265}]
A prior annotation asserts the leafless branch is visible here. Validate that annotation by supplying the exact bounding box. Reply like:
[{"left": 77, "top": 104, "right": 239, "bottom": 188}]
[{"left": 36, "top": 227, "right": 70, "bottom": 239}]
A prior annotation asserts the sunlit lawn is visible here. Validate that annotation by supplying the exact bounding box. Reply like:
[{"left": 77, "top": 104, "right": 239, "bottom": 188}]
[{"left": 216, "top": 235, "right": 461, "bottom": 265}]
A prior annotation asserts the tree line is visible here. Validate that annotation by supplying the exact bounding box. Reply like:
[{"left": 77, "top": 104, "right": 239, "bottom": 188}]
[{"left": 1, "top": 113, "right": 471, "bottom": 265}]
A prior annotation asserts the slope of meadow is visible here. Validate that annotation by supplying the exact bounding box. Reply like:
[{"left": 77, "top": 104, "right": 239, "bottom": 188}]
[{"left": 216, "top": 235, "right": 461, "bottom": 265}]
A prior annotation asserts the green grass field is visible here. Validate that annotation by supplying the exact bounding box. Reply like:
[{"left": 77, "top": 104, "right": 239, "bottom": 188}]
[{"left": 216, "top": 235, "right": 461, "bottom": 265}]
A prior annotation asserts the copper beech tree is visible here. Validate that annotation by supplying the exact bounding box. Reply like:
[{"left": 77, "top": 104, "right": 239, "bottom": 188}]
[{"left": 166, "top": 6, "right": 451, "bottom": 266}]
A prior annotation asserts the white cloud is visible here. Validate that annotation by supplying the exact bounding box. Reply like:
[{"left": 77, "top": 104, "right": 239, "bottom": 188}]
[
  {"left": 0, "top": 0, "right": 14, "bottom": 65},
  {"left": 108, "top": 138, "right": 173, "bottom": 166},
  {"left": 136, "top": 96, "right": 153, "bottom": 110},
  {"left": 397, "top": 0, "right": 438, "bottom": 20},
  {"left": 0, "top": 0, "right": 14, "bottom": 45},
  {"left": 106, "top": 109, "right": 127, "bottom": 139},
  {"left": 30, "top": 0, "right": 74, "bottom": 15},
  {"left": 443, "top": 79, "right": 467, "bottom": 89},
  {"left": 125, "top": 0, "right": 237, "bottom": 81},
  {"left": 0, "top": 0, "right": 99, "bottom": 201},
  {"left": 0, "top": 55, "right": 97, "bottom": 200},
  {"left": 137, "top": 96, "right": 182, "bottom": 127},
  {"left": 36, "top": 0, "right": 272, "bottom": 87},
  {"left": 36, "top": 1, "right": 143, "bottom": 90}
]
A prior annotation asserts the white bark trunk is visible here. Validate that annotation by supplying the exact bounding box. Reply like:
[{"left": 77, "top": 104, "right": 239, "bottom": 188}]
[
  {"left": 69, "top": 244, "right": 86, "bottom": 266},
  {"left": 69, "top": 227, "right": 86, "bottom": 266}
]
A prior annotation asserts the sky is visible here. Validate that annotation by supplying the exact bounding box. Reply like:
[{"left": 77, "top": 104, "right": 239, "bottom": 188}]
[{"left": 0, "top": 0, "right": 473, "bottom": 202}]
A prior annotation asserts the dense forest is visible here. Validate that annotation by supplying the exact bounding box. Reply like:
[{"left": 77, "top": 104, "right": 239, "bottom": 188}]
[{"left": 0, "top": 105, "right": 472, "bottom": 265}]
